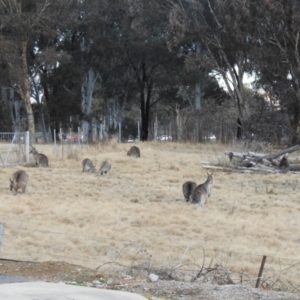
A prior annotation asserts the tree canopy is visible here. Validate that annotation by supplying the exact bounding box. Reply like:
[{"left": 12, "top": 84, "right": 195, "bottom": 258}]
[{"left": 0, "top": 0, "right": 300, "bottom": 144}]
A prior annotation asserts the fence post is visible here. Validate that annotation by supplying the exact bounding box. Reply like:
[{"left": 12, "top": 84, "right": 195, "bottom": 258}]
[
  {"left": 100, "top": 124, "right": 103, "bottom": 140},
  {"left": 0, "top": 222, "right": 6, "bottom": 252},
  {"left": 118, "top": 122, "right": 121, "bottom": 144},
  {"left": 78, "top": 127, "right": 81, "bottom": 146},
  {"left": 25, "top": 131, "right": 29, "bottom": 162},
  {"left": 53, "top": 129, "right": 56, "bottom": 146},
  {"left": 255, "top": 255, "right": 267, "bottom": 288}
]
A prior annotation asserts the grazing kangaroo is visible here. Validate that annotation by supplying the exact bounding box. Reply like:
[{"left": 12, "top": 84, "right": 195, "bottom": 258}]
[
  {"left": 9, "top": 170, "right": 29, "bottom": 195},
  {"left": 97, "top": 159, "right": 111, "bottom": 176},
  {"left": 182, "top": 181, "right": 197, "bottom": 202},
  {"left": 30, "top": 146, "right": 49, "bottom": 167},
  {"left": 127, "top": 146, "right": 141, "bottom": 158},
  {"left": 82, "top": 158, "right": 96, "bottom": 173},
  {"left": 191, "top": 173, "right": 213, "bottom": 207}
]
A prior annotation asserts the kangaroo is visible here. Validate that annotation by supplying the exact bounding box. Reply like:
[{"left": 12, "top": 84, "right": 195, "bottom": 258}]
[
  {"left": 182, "top": 181, "right": 197, "bottom": 202},
  {"left": 30, "top": 146, "right": 49, "bottom": 167},
  {"left": 82, "top": 158, "right": 96, "bottom": 173},
  {"left": 9, "top": 170, "right": 29, "bottom": 195},
  {"left": 191, "top": 173, "right": 213, "bottom": 207},
  {"left": 97, "top": 159, "right": 111, "bottom": 176},
  {"left": 127, "top": 146, "right": 141, "bottom": 158}
]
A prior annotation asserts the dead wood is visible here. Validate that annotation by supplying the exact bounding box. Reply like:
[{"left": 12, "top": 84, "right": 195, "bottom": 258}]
[
  {"left": 247, "top": 152, "right": 267, "bottom": 158},
  {"left": 267, "top": 145, "right": 299, "bottom": 160},
  {"left": 237, "top": 165, "right": 276, "bottom": 173},
  {"left": 288, "top": 156, "right": 300, "bottom": 164},
  {"left": 289, "top": 164, "right": 300, "bottom": 171},
  {"left": 224, "top": 151, "right": 246, "bottom": 159},
  {"left": 202, "top": 165, "right": 249, "bottom": 173},
  {"left": 261, "top": 159, "right": 272, "bottom": 166},
  {"left": 219, "top": 145, "right": 300, "bottom": 174},
  {"left": 239, "top": 160, "right": 254, "bottom": 168}
]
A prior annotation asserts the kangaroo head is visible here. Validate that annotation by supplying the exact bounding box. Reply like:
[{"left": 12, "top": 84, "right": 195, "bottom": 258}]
[
  {"left": 206, "top": 172, "right": 213, "bottom": 181},
  {"left": 29, "top": 144, "right": 38, "bottom": 154},
  {"left": 29, "top": 148, "right": 37, "bottom": 154}
]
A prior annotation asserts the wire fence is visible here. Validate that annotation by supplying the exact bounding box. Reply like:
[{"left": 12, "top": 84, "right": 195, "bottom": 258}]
[
  {"left": 0, "top": 220, "right": 300, "bottom": 293},
  {"left": 0, "top": 132, "right": 29, "bottom": 166}
]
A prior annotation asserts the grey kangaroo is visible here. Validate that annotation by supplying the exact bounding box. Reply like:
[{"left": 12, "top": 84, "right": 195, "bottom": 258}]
[
  {"left": 10, "top": 170, "right": 29, "bottom": 195},
  {"left": 82, "top": 158, "right": 96, "bottom": 173},
  {"left": 97, "top": 159, "right": 111, "bottom": 176},
  {"left": 191, "top": 173, "right": 213, "bottom": 207},
  {"left": 127, "top": 146, "right": 141, "bottom": 158},
  {"left": 182, "top": 181, "right": 197, "bottom": 202},
  {"left": 30, "top": 146, "right": 49, "bottom": 167}
]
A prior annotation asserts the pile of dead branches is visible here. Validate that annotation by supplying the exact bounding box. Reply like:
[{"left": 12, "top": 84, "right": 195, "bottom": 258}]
[{"left": 203, "top": 145, "right": 300, "bottom": 174}]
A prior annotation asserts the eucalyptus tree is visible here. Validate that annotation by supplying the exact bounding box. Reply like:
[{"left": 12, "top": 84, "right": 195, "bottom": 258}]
[
  {"left": 84, "top": 0, "right": 184, "bottom": 141},
  {"left": 250, "top": 0, "right": 300, "bottom": 143},
  {"left": 0, "top": 0, "right": 79, "bottom": 141},
  {"left": 77, "top": 0, "right": 132, "bottom": 138},
  {"left": 116, "top": 0, "right": 187, "bottom": 141},
  {"left": 167, "top": 0, "right": 258, "bottom": 138},
  {"left": 48, "top": 0, "right": 136, "bottom": 141}
]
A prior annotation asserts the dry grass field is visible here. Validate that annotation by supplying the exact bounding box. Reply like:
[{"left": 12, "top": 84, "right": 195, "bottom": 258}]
[{"left": 1, "top": 140, "right": 300, "bottom": 285}]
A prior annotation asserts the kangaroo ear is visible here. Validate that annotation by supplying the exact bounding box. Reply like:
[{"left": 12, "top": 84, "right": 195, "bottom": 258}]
[{"left": 9, "top": 178, "right": 13, "bottom": 183}]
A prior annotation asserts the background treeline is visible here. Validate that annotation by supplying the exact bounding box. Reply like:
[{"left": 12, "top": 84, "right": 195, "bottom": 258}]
[{"left": 0, "top": 0, "right": 299, "bottom": 144}]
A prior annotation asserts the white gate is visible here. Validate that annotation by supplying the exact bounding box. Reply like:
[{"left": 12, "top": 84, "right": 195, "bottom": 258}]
[{"left": 0, "top": 132, "right": 29, "bottom": 166}]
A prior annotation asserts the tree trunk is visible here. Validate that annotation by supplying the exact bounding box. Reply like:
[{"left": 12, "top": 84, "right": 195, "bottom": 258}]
[
  {"left": 176, "top": 105, "right": 182, "bottom": 141},
  {"left": 138, "top": 63, "right": 153, "bottom": 142},
  {"left": 290, "top": 104, "right": 300, "bottom": 144},
  {"left": 237, "top": 117, "right": 243, "bottom": 139},
  {"left": 32, "top": 78, "right": 49, "bottom": 143},
  {"left": 140, "top": 89, "right": 148, "bottom": 141},
  {"left": 195, "top": 42, "right": 201, "bottom": 110},
  {"left": 154, "top": 110, "right": 158, "bottom": 141},
  {"left": 19, "top": 41, "right": 35, "bottom": 143},
  {"left": 81, "top": 68, "right": 98, "bottom": 142}
]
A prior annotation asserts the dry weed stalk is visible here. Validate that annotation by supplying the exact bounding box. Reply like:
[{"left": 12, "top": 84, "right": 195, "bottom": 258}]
[{"left": 229, "top": 200, "right": 236, "bottom": 215}]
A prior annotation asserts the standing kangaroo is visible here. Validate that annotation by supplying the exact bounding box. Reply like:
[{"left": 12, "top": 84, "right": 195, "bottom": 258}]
[
  {"left": 10, "top": 170, "right": 29, "bottom": 195},
  {"left": 127, "top": 146, "right": 141, "bottom": 158},
  {"left": 182, "top": 181, "right": 197, "bottom": 202},
  {"left": 30, "top": 146, "right": 49, "bottom": 167},
  {"left": 97, "top": 159, "right": 111, "bottom": 176},
  {"left": 82, "top": 158, "right": 96, "bottom": 173},
  {"left": 191, "top": 173, "right": 213, "bottom": 207}
]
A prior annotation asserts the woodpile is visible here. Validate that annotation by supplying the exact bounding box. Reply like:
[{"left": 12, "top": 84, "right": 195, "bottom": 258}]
[{"left": 202, "top": 145, "right": 300, "bottom": 174}]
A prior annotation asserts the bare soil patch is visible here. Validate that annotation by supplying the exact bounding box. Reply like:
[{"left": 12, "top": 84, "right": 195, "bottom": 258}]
[{"left": 1, "top": 260, "right": 299, "bottom": 300}]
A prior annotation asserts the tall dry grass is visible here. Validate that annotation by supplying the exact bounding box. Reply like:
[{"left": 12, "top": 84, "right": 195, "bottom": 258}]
[{"left": 1, "top": 140, "right": 300, "bottom": 282}]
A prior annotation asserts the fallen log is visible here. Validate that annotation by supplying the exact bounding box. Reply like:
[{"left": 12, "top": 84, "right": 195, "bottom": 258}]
[
  {"left": 202, "top": 165, "right": 251, "bottom": 173},
  {"left": 267, "top": 145, "right": 299, "bottom": 160},
  {"left": 289, "top": 164, "right": 300, "bottom": 172},
  {"left": 214, "top": 145, "right": 300, "bottom": 174},
  {"left": 202, "top": 164, "right": 277, "bottom": 174},
  {"left": 261, "top": 159, "right": 272, "bottom": 166},
  {"left": 247, "top": 152, "right": 268, "bottom": 158},
  {"left": 224, "top": 151, "right": 246, "bottom": 160},
  {"left": 289, "top": 156, "right": 300, "bottom": 164},
  {"left": 239, "top": 160, "right": 255, "bottom": 168},
  {"left": 225, "top": 145, "right": 299, "bottom": 162},
  {"left": 237, "top": 165, "right": 276, "bottom": 173}
]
